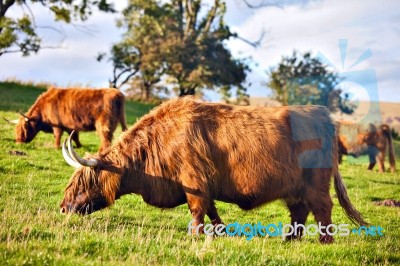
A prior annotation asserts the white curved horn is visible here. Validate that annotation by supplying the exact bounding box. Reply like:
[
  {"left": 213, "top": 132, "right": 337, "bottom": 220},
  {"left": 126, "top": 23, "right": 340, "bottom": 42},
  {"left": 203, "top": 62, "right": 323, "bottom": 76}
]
[
  {"left": 3, "top": 118, "right": 19, "bottom": 124},
  {"left": 62, "top": 139, "right": 82, "bottom": 168},
  {"left": 67, "top": 131, "right": 99, "bottom": 167}
]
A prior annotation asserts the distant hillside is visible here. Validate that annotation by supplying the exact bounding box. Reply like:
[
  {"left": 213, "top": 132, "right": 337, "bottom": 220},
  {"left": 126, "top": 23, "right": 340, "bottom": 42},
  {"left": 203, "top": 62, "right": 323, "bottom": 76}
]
[
  {"left": 248, "top": 97, "right": 400, "bottom": 133},
  {"left": 248, "top": 97, "right": 282, "bottom": 107},
  {"left": 331, "top": 101, "right": 400, "bottom": 133},
  {"left": 0, "top": 81, "right": 46, "bottom": 112}
]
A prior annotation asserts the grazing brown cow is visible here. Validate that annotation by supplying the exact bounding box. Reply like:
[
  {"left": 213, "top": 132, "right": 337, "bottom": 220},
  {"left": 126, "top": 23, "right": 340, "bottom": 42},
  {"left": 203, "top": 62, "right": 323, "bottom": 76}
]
[
  {"left": 60, "top": 97, "right": 367, "bottom": 243},
  {"left": 8, "top": 87, "right": 127, "bottom": 152},
  {"left": 338, "top": 122, "right": 396, "bottom": 173}
]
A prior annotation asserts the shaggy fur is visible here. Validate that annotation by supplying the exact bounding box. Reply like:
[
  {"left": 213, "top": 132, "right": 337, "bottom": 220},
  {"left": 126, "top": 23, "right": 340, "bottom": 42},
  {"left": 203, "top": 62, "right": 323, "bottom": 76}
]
[
  {"left": 15, "top": 87, "right": 127, "bottom": 152},
  {"left": 338, "top": 122, "right": 396, "bottom": 173},
  {"left": 61, "top": 97, "right": 367, "bottom": 243}
]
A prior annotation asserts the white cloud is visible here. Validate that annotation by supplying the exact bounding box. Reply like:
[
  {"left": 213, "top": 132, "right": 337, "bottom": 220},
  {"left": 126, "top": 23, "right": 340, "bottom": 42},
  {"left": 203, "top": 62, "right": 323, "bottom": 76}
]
[
  {"left": 1, "top": 0, "right": 399, "bottom": 102},
  {"left": 226, "top": 0, "right": 400, "bottom": 101},
  {"left": 1, "top": 1, "right": 125, "bottom": 87}
]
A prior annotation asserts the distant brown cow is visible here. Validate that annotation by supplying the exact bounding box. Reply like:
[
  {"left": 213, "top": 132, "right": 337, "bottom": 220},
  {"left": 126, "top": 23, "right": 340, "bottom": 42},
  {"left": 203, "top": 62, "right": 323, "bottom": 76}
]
[
  {"left": 60, "top": 97, "right": 367, "bottom": 243},
  {"left": 338, "top": 122, "right": 396, "bottom": 173},
  {"left": 8, "top": 87, "right": 127, "bottom": 152}
]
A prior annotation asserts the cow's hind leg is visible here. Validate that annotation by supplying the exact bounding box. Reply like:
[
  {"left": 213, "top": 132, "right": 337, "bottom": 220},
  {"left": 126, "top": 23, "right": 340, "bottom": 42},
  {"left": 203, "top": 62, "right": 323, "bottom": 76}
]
[
  {"left": 306, "top": 170, "right": 334, "bottom": 244},
  {"left": 96, "top": 127, "right": 113, "bottom": 152},
  {"left": 207, "top": 201, "right": 223, "bottom": 226},
  {"left": 285, "top": 199, "right": 310, "bottom": 241},
  {"left": 376, "top": 152, "right": 386, "bottom": 173},
  {"left": 96, "top": 120, "right": 118, "bottom": 152},
  {"left": 308, "top": 196, "right": 333, "bottom": 243}
]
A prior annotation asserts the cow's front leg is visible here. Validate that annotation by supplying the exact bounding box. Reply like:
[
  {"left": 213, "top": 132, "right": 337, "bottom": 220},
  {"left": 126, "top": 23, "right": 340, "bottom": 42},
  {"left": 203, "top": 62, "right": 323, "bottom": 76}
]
[
  {"left": 367, "top": 162, "right": 376, "bottom": 171},
  {"left": 367, "top": 147, "right": 378, "bottom": 171},
  {"left": 185, "top": 193, "right": 207, "bottom": 235},
  {"left": 67, "top": 130, "right": 82, "bottom": 148},
  {"left": 207, "top": 202, "right": 223, "bottom": 226},
  {"left": 53, "top": 127, "right": 63, "bottom": 148}
]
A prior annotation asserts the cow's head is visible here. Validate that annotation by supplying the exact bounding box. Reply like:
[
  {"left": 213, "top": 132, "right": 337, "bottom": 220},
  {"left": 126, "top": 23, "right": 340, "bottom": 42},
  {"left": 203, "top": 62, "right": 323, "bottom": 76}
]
[
  {"left": 14, "top": 113, "right": 40, "bottom": 143},
  {"left": 60, "top": 131, "right": 122, "bottom": 215}
]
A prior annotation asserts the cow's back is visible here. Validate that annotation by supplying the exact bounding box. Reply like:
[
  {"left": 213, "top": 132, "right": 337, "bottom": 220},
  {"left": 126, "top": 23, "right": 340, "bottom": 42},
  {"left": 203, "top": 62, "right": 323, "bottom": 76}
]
[{"left": 30, "top": 88, "right": 124, "bottom": 131}]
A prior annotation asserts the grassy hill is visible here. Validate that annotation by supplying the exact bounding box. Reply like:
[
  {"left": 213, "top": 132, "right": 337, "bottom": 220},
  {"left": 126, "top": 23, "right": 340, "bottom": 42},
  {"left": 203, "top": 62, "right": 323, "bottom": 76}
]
[{"left": 0, "top": 82, "right": 399, "bottom": 265}]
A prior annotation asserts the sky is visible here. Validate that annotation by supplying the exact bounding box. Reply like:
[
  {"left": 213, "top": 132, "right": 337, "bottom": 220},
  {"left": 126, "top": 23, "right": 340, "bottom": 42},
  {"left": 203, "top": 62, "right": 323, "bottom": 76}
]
[{"left": 1, "top": 0, "right": 399, "bottom": 102}]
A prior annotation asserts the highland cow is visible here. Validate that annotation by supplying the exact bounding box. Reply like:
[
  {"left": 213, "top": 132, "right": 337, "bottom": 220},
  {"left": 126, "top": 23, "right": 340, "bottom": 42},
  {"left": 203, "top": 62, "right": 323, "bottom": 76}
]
[
  {"left": 7, "top": 87, "right": 127, "bottom": 152},
  {"left": 338, "top": 122, "right": 396, "bottom": 173},
  {"left": 60, "top": 97, "right": 367, "bottom": 243}
]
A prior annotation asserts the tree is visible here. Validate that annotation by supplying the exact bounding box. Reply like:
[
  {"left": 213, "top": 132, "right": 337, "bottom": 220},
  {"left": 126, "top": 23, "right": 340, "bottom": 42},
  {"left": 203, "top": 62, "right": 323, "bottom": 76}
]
[
  {"left": 0, "top": 0, "right": 115, "bottom": 56},
  {"left": 267, "top": 51, "right": 355, "bottom": 114},
  {"left": 103, "top": 0, "right": 250, "bottom": 100},
  {"left": 125, "top": 75, "right": 167, "bottom": 104}
]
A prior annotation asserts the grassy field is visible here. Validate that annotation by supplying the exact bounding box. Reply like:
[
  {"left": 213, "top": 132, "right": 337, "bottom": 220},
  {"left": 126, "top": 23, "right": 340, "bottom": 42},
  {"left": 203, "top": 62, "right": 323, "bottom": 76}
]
[{"left": 0, "top": 82, "right": 399, "bottom": 265}]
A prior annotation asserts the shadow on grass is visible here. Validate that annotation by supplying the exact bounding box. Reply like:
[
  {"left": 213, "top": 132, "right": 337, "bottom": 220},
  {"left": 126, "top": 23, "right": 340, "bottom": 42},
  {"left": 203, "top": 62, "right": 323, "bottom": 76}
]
[
  {"left": 368, "top": 196, "right": 384, "bottom": 202},
  {"left": 368, "top": 179, "right": 400, "bottom": 185},
  {"left": 2, "top": 137, "right": 15, "bottom": 143},
  {"left": 26, "top": 162, "right": 50, "bottom": 171}
]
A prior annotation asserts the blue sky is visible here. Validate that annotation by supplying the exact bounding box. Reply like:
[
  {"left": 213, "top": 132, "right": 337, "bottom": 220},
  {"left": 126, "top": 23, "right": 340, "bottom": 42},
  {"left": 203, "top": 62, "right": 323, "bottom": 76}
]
[{"left": 1, "top": 0, "right": 399, "bottom": 102}]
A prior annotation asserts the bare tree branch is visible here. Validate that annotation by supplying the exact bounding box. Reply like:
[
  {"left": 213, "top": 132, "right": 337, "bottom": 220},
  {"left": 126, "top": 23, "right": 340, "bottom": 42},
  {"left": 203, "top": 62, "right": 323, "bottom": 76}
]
[
  {"left": 241, "top": 0, "right": 283, "bottom": 9},
  {"left": 0, "top": 0, "right": 16, "bottom": 17},
  {"left": 71, "top": 23, "right": 99, "bottom": 36},
  {"left": 202, "top": 0, "right": 219, "bottom": 34},
  {"left": 22, "top": 1, "right": 36, "bottom": 26},
  {"left": 36, "top": 25, "right": 66, "bottom": 36},
  {"left": 190, "top": 1, "right": 200, "bottom": 33},
  {"left": 0, "top": 44, "right": 66, "bottom": 56},
  {"left": 116, "top": 70, "right": 140, "bottom": 89},
  {"left": 184, "top": 0, "right": 192, "bottom": 36},
  {"left": 177, "top": 0, "right": 184, "bottom": 37},
  {"left": 232, "top": 28, "right": 266, "bottom": 48},
  {"left": 109, "top": 63, "right": 141, "bottom": 89}
]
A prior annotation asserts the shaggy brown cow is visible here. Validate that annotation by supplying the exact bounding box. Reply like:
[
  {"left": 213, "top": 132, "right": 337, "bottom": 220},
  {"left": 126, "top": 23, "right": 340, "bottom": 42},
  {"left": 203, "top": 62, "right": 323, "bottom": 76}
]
[
  {"left": 60, "top": 97, "right": 367, "bottom": 243},
  {"left": 8, "top": 87, "right": 127, "bottom": 152},
  {"left": 338, "top": 122, "right": 396, "bottom": 173}
]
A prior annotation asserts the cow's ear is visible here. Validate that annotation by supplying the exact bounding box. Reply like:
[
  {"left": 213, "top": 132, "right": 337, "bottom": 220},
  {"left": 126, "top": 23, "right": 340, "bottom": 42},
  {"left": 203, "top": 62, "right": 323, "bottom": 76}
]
[{"left": 19, "top": 113, "right": 30, "bottom": 122}]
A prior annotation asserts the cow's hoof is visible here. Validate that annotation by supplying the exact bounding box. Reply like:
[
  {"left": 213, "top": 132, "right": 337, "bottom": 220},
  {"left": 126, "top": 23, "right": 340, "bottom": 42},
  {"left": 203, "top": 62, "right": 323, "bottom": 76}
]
[{"left": 319, "top": 234, "right": 334, "bottom": 244}]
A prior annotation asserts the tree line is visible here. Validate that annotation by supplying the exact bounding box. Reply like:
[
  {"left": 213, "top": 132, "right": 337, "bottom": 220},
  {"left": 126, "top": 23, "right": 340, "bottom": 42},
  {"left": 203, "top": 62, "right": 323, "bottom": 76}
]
[{"left": 0, "top": 0, "right": 354, "bottom": 113}]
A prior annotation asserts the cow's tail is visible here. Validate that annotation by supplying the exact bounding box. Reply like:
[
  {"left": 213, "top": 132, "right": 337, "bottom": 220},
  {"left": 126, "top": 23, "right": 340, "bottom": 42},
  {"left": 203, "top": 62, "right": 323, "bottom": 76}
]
[
  {"left": 119, "top": 96, "right": 128, "bottom": 132},
  {"left": 381, "top": 124, "right": 396, "bottom": 173},
  {"left": 333, "top": 169, "right": 368, "bottom": 226}
]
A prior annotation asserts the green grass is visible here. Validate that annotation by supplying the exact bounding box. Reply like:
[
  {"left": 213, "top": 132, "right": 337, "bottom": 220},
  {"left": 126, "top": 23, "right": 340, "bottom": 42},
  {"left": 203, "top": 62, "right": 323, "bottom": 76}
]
[{"left": 1, "top": 82, "right": 399, "bottom": 265}]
